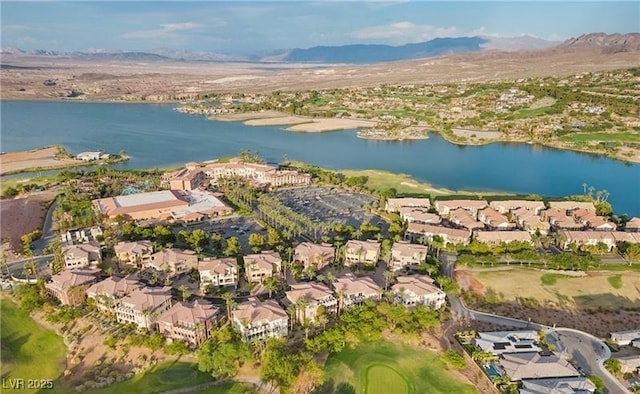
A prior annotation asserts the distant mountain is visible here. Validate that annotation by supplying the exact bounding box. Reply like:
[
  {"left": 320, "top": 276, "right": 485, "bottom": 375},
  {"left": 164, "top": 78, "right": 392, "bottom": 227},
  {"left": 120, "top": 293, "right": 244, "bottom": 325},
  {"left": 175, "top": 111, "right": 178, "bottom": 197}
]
[
  {"left": 558, "top": 32, "right": 640, "bottom": 53},
  {"left": 480, "top": 35, "right": 558, "bottom": 51},
  {"left": 282, "top": 37, "right": 488, "bottom": 63},
  {"left": 145, "top": 48, "right": 244, "bottom": 62}
]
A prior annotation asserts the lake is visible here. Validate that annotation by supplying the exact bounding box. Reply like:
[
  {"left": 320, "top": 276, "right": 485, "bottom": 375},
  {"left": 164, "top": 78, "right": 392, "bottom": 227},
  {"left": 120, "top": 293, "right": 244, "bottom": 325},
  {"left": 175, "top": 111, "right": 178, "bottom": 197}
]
[{"left": 1, "top": 101, "right": 638, "bottom": 215}]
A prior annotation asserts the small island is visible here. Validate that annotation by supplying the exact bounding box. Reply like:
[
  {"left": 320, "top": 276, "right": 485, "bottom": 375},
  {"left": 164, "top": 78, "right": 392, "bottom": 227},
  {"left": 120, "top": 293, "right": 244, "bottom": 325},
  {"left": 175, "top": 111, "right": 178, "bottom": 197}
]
[{"left": 0, "top": 145, "right": 129, "bottom": 176}]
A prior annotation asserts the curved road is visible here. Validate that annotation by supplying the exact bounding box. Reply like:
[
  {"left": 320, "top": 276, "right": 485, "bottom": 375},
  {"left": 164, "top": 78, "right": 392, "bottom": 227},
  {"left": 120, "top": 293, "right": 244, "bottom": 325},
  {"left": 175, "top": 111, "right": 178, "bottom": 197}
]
[{"left": 442, "top": 252, "right": 630, "bottom": 394}]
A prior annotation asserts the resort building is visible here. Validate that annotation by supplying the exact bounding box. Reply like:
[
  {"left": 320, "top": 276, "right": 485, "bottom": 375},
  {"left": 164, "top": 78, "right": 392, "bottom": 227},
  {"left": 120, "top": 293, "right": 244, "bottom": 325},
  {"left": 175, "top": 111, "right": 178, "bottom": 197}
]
[
  {"left": 332, "top": 273, "right": 382, "bottom": 308},
  {"left": 293, "top": 242, "right": 336, "bottom": 270},
  {"left": 519, "top": 377, "right": 596, "bottom": 394},
  {"left": 391, "top": 275, "right": 446, "bottom": 309},
  {"left": 434, "top": 199, "right": 488, "bottom": 216},
  {"left": 398, "top": 207, "right": 441, "bottom": 225},
  {"left": 62, "top": 241, "right": 102, "bottom": 269},
  {"left": 385, "top": 197, "right": 431, "bottom": 212},
  {"left": 86, "top": 275, "right": 143, "bottom": 313},
  {"left": 477, "top": 207, "right": 516, "bottom": 230},
  {"left": 198, "top": 257, "right": 239, "bottom": 290},
  {"left": 114, "top": 286, "right": 173, "bottom": 329},
  {"left": 114, "top": 240, "right": 154, "bottom": 268},
  {"left": 93, "top": 189, "right": 231, "bottom": 222},
  {"left": 489, "top": 200, "right": 545, "bottom": 215},
  {"left": 231, "top": 298, "right": 288, "bottom": 342},
  {"left": 499, "top": 352, "right": 580, "bottom": 381},
  {"left": 344, "top": 240, "right": 381, "bottom": 266},
  {"left": 244, "top": 251, "right": 282, "bottom": 284},
  {"left": 145, "top": 248, "right": 198, "bottom": 278},
  {"left": 389, "top": 241, "right": 428, "bottom": 271},
  {"left": 45, "top": 268, "right": 100, "bottom": 306},
  {"left": 474, "top": 230, "right": 533, "bottom": 246},
  {"left": 285, "top": 282, "right": 337, "bottom": 325},
  {"left": 157, "top": 300, "right": 220, "bottom": 347},
  {"left": 167, "top": 158, "right": 311, "bottom": 190},
  {"left": 473, "top": 331, "right": 541, "bottom": 355},
  {"left": 404, "top": 223, "right": 471, "bottom": 246}
]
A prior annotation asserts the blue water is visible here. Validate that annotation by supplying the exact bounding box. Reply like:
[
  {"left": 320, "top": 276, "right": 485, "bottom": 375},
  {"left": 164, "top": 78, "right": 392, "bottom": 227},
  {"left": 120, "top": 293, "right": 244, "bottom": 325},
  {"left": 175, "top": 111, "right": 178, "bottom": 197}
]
[
  {"left": 1, "top": 101, "right": 638, "bottom": 215},
  {"left": 484, "top": 364, "right": 501, "bottom": 378}
]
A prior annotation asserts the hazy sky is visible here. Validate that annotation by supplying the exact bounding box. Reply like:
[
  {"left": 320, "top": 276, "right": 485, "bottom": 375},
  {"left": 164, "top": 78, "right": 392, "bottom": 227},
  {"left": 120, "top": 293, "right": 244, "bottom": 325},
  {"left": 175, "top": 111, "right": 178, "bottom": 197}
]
[{"left": 2, "top": 1, "right": 638, "bottom": 53}]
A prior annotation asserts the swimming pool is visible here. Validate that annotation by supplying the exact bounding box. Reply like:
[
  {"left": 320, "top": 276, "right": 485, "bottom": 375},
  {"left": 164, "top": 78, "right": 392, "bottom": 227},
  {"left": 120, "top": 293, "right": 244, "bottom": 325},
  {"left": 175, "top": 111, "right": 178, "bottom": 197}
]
[{"left": 484, "top": 363, "right": 501, "bottom": 379}]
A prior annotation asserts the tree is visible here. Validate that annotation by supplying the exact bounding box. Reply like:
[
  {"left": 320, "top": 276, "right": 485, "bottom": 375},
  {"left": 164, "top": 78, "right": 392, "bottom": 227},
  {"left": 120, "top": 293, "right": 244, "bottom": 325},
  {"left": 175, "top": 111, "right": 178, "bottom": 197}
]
[
  {"left": 224, "top": 237, "right": 241, "bottom": 257},
  {"left": 222, "top": 292, "right": 236, "bottom": 319},
  {"left": 260, "top": 339, "right": 299, "bottom": 392},
  {"left": 178, "top": 284, "right": 191, "bottom": 302},
  {"left": 248, "top": 233, "right": 266, "bottom": 253},
  {"left": 383, "top": 270, "right": 395, "bottom": 291},
  {"left": 197, "top": 326, "right": 251, "bottom": 379},
  {"left": 263, "top": 276, "right": 279, "bottom": 298},
  {"left": 267, "top": 228, "right": 282, "bottom": 249}
]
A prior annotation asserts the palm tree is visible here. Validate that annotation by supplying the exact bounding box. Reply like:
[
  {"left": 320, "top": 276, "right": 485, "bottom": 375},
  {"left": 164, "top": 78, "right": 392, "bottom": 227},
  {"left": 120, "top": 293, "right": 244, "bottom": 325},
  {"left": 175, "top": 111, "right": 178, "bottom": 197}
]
[
  {"left": 263, "top": 276, "right": 279, "bottom": 298},
  {"left": 178, "top": 284, "right": 191, "bottom": 302},
  {"left": 222, "top": 292, "right": 236, "bottom": 320},
  {"left": 383, "top": 270, "right": 395, "bottom": 291},
  {"left": 286, "top": 304, "right": 297, "bottom": 331},
  {"left": 295, "top": 297, "right": 309, "bottom": 330}
]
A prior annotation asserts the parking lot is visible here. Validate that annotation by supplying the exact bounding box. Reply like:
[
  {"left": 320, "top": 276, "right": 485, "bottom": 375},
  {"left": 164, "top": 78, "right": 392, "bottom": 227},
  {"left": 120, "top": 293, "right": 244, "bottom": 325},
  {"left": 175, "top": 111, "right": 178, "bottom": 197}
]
[
  {"left": 183, "top": 215, "right": 267, "bottom": 254},
  {"left": 272, "top": 186, "right": 387, "bottom": 232}
]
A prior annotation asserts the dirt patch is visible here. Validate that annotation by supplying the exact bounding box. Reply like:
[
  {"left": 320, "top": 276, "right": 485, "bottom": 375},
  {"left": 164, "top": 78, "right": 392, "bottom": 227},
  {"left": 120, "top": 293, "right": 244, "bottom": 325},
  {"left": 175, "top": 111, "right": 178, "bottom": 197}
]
[
  {"left": 0, "top": 146, "right": 79, "bottom": 175},
  {"left": 455, "top": 270, "right": 485, "bottom": 295},
  {"left": 0, "top": 190, "right": 56, "bottom": 253},
  {"left": 210, "top": 110, "right": 286, "bottom": 122},
  {"left": 244, "top": 116, "right": 313, "bottom": 127},
  {"left": 452, "top": 128, "right": 503, "bottom": 141},
  {"left": 528, "top": 96, "right": 557, "bottom": 109}
]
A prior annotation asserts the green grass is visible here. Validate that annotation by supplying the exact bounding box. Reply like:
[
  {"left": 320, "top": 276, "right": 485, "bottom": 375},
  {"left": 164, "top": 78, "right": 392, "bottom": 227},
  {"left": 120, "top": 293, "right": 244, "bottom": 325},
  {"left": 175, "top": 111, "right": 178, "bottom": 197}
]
[
  {"left": 607, "top": 275, "right": 623, "bottom": 289},
  {"left": 560, "top": 132, "right": 640, "bottom": 144},
  {"left": 541, "top": 273, "right": 567, "bottom": 286},
  {"left": 0, "top": 297, "right": 67, "bottom": 394},
  {"left": 194, "top": 382, "right": 255, "bottom": 393},
  {"left": 322, "top": 341, "right": 477, "bottom": 394},
  {"left": 339, "top": 169, "right": 452, "bottom": 195},
  {"left": 87, "top": 361, "right": 214, "bottom": 394},
  {"left": 365, "top": 364, "right": 409, "bottom": 394},
  {"left": 506, "top": 105, "right": 563, "bottom": 120}
]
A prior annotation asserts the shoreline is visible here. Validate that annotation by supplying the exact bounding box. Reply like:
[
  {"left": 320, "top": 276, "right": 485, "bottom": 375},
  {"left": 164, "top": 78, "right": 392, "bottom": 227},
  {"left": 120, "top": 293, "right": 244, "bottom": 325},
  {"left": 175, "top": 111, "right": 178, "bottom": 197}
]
[{"left": 208, "top": 111, "right": 378, "bottom": 132}]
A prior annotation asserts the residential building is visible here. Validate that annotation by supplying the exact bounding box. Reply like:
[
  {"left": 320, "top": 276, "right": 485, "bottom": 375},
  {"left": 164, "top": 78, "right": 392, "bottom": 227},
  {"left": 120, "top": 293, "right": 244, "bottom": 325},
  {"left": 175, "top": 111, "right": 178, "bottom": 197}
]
[
  {"left": 434, "top": 199, "right": 488, "bottom": 216},
  {"left": 489, "top": 200, "right": 545, "bottom": 215},
  {"left": 62, "top": 241, "right": 101, "bottom": 269},
  {"left": 474, "top": 231, "right": 533, "bottom": 246},
  {"left": 548, "top": 201, "right": 596, "bottom": 215},
  {"left": 244, "top": 251, "right": 282, "bottom": 284},
  {"left": 285, "top": 282, "right": 337, "bottom": 325},
  {"left": 512, "top": 207, "right": 550, "bottom": 235},
  {"left": 448, "top": 208, "right": 484, "bottom": 230},
  {"left": 473, "top": 331, "right": 541, "bottom": 355},
  {"left": 404, "top": 223, "right": 471, "bottom": 246},
  {"left": 157, "top": 300, "right": 220, "bottom": 347},
  {"left": 560, "top": 231, "right": 624, "bottom": 251},
  {"left": 77, "top": 151, "right": 108, "bottom": 161},
  {"left": 617, "top": 355, "right": 640, "bottom": 374},
  {"left": 86, "top": 275, "right": 143, "bottom": 312},
  {"left": 344, "top": 240, "right": 381, "bottom": 266},
  {"left": 398, "top": 207, "right": 441, "bottom": 225},
  {"left": 626, "top": 217, "right": 640, "bottom": 232},
  {"left": 198, "top": 257, "right": 238, "bottom": 290},
  {"left": 478, "top": 207, "right": 516, "bottom": 230},
  {"left": 232, "top": 298, "right": 288, "bottom": 342},
  {"left": 389, "top": 241, "right": 428, "bottom": 271},
  {"left": 114, "top": 286, "right": 173, "bottom": 329},
  {"left": 519, "top": 377, "right": 596, "bottom": 394},
  {"left": 543, "top": 209, "right": 584, "bottom": 231},
  {"left": 572, "top": 209, "right": 616, "bottom": 231},
  {"left": 45, "top": 268, "right": 100, "bottom": 306},
  {"left": 610, "top": 330, "right": 640, "bottom": 346},
  {"left": 61, "top": 226, "right": 103, "bottom": 246},
  {"left": 146, "top": 248, "right": 198, "bottom": 278},
  {"left": 114, "top": 240, "right": 154, "bottom": 268},
  {"left": 332, "top": 273, "right": 382, "bottom": 308},
  {"left": 391, "top": 275, "right": 446, "bottom": 309},
  {"left": 293, "top": 242, "right": 336, "bottom": 270},
  {"left": 385, "top": 197, "right": 430, "bottom": 212},
  {"left": 499, "top": 352, "right": 580, "bottom": 381}
]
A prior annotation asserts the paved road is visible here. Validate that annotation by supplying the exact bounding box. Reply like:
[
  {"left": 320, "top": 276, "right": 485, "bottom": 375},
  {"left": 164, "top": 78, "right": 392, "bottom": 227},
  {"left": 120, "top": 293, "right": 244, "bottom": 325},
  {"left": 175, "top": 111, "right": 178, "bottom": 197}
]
[
  {"left": 4, "top": 254, "right": 53, "bottom": 279},
  {"left": 32, "top": 199, "right": 58, "bottom": 254}
]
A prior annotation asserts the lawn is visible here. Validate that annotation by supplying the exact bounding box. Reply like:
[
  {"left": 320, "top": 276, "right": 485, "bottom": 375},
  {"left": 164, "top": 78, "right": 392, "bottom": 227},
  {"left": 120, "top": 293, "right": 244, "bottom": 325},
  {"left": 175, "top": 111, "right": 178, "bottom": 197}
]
[
  {"left": 470, "top": 267, "right": 640, "bottom": 309},
  {"left": 560, "top": 132, "right": 640, "bottom": 144},
  {"left": 87, "top": 361, "right": 214, "bottom": 394},
  {"left": 322, "top": 341, "right": 477, "bottom": 394},
  {"left": 339, "top": 169, "right": 452, "bottom": 195},
  {"left": 0, "top": 297, "right": 67, "bottom": 394},
  {"left": 193, "top": 382, "right": 254, "bottom": 393}
]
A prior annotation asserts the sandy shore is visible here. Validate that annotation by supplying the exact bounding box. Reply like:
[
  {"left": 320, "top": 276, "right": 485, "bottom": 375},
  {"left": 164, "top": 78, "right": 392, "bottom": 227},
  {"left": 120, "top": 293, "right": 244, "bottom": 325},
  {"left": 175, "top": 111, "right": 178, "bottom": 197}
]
[
  {"left": 287, "top": 118, "right": 377, "bottom": 132},
  {"left": 0, "top": 146, "right": 80, "bottom": 175},
  {"left": 452, "top": 128, "right": 503, "bottom": 140},
  {"left": 244, "top": 116, "right": 312, "bottom": 127},
  {"left": 210, "top": 111, "right": 286, "bottom": 122},
  {"left": 211, "top": 110, "right": 377, "bottom": 132}
]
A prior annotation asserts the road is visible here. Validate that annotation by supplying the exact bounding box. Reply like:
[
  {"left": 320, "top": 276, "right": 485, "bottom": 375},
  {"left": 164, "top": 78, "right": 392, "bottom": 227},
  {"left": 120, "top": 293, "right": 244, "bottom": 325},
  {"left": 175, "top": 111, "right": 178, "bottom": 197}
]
[
  {"left": 4, "top": 254, "right": 53, "bottom": 279},
  {"left": 441, "top": 252, "right": 630, "bottom": 394},
  {"left": 32, "top": 199, "right": 58, "bottom": 254}
]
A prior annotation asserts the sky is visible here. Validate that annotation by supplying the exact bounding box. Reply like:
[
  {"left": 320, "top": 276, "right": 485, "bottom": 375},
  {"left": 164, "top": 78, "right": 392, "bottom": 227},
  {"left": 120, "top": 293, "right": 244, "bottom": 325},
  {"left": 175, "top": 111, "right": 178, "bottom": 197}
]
[{"left": 2, "top": 1, "right": 638, "bottom": 54}]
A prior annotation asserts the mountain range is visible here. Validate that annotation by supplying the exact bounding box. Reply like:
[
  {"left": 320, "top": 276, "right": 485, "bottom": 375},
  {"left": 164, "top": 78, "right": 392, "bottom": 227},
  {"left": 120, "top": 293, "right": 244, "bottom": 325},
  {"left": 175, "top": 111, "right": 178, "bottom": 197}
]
[{"left": 2, "top": 33, "right": 637, "bottom": 65}]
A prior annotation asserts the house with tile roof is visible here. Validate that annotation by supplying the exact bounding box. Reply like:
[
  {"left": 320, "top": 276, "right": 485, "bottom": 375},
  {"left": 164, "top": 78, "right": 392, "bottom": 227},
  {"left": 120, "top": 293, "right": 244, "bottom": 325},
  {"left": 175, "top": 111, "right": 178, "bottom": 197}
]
[
  {"left": 114, "top": 286, "right": 173, "bottom": 329},
  {"left": 114, "top": 240, "right": 154, "bottom": 268},
  {"left": 231, "top": 298, "right": 288, "bottom": 342},
  {"left": 391, "top": 275, "right": 445, "bottom": 309},
  {"left": 344, "top": 240, "right": 380, "bottom": 266},
  {"left": 285, "top": 282, "right": 337, "bottom": 325},
  {"left": 389, "top": 241, "right": 428, "bottom": 271},
  {"left": 62, "top": 241, "right": 101, "bottom": 269},
  {"left": 45, "top": 268, "right": 100, "bottom": 306},
  {"left": 86, "top": 275, "right": 143, "bottom": 313},
  {"left": 145, "top": 248, "right": 198, "bottom": 278},
  {"left": 519, "top": 377, "right": 596, "bottom": 394},
  {"left": 499, "top": 352, "right": 580, "bottom": 381},
  {"left": 244, "top": 251, "right": 282, "bottom": 284},
  {"left": 157, "top": 300, "right": 220, "bottom": 347},
  {"left": 404, "top": 223, "right": 471, "bottom": 246},
  {"left": 293, "top": 242, "right": 335, "bottom": 270},
  {"left": 198, "top": 257, "right": 238, "bottom": 290},
  {"left": 385, "top": 197, "right": 431, "bottom": 212},
  {"left": 332, "top": 273, "right": 381, "bottom": 308}
]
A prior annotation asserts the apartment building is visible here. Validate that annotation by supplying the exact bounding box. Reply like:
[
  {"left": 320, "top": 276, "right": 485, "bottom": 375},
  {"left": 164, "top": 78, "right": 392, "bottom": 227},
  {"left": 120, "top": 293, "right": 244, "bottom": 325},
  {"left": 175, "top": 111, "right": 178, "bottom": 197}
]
[
  {"left": 244, "top": 251, "right": 282, "bottom": 284},
  {"left": 391, "top": 275, "right": 446, "bottom": 309},
  {"left": 198, "top": 257, "right": 238, "bottom": 290},
  {"left": 45, "top": 268, "right": 100, "bottom": 306},
  {"left": 389, "top": 241, "right": 428, "bottom": 271},
  {"left": 344, "top": 240, "right": 381, "bottom": 266},
  {"left": 285, "top": 282, "right": 337, "bottom": 325},
  {"left": 114, "top": 286, "right": 173, "bottom": 329},
  {"left": 86, "top": 275, "right": 143, "bottom": 313},
  {"left": 332, "top": 273, "right": 381, "bottom": 308},
  {"left": 62, "top": 241, "right": 102, "bottom": 269},
  {"left": 232, "top": 298, "right": 288, "bottom": 342},
  {"left": 293, "top": 242, "right": 336, "bottom": 270},
  {"left": 157, "top": 300, "right": 220, "bottom": 347},
  {"left": 114, "top": 240, "right": 154, "bottom": 268},
  {"left": 145, "top": 248, "right": 198, "bottom": 278}
]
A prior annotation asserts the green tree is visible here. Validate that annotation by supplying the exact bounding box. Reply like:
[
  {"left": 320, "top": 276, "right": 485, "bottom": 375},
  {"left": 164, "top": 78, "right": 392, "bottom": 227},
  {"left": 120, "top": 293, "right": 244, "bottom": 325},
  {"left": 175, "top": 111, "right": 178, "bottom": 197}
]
[
  {"left": 197, "top": 326, "right": 251, "bottom": 378},
  {"left": 261, "top": 339, "right": 299, "bottom": 392},
  {"left": 224, "top": 237, "right": 241, "bottom": 257},
  {"left": 248, "top": 233, "right": 266, "bottom": 253},
  {"left": 263, "top": 276, "right": 279, "bottom": 298}
]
